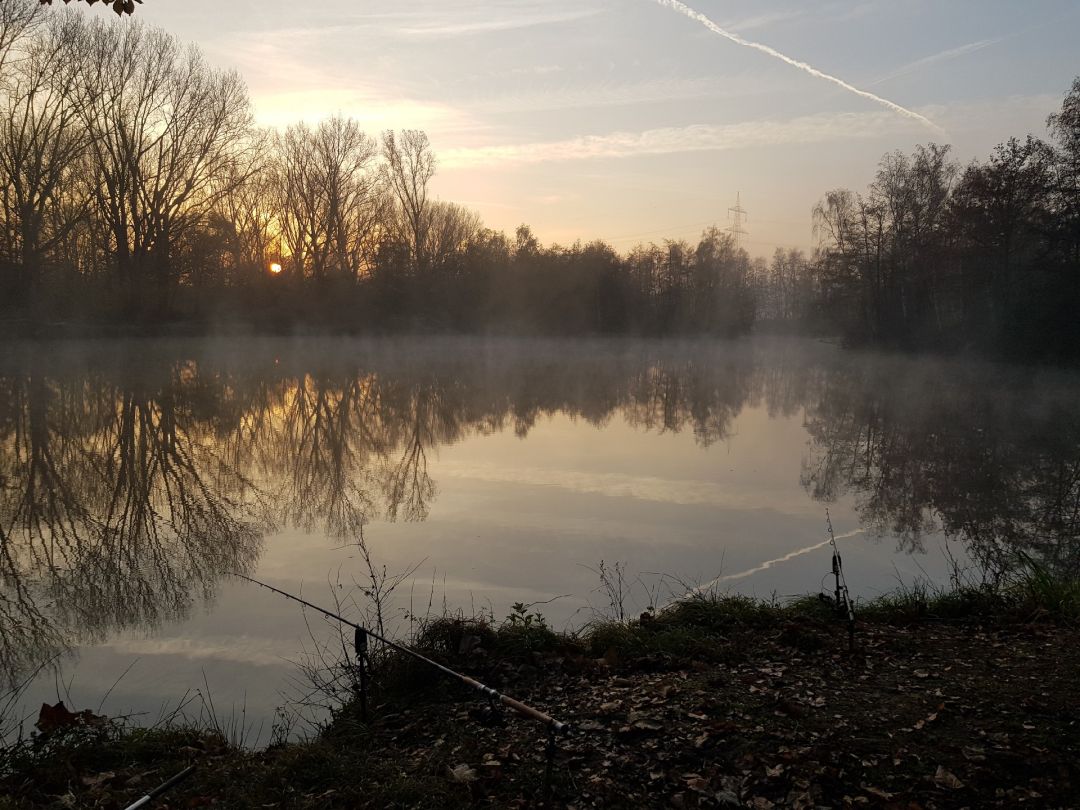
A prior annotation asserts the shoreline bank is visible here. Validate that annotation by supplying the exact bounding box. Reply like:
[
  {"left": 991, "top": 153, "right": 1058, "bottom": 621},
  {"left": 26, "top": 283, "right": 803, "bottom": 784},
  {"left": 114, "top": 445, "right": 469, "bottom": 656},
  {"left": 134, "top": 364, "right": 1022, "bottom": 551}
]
[{"left": 3, "top": 576, "right": 1078, "bottom": 808}]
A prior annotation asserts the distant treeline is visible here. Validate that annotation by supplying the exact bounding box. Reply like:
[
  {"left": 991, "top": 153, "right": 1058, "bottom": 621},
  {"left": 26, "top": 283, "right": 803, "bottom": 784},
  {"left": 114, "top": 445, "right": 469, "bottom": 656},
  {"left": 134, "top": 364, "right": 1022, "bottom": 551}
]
[
  {"left": 0, "top": 8, "right": 755, "bottom": 337},
  {"left": 0, "top": 5, "right": 1077, "bottom": 356}
]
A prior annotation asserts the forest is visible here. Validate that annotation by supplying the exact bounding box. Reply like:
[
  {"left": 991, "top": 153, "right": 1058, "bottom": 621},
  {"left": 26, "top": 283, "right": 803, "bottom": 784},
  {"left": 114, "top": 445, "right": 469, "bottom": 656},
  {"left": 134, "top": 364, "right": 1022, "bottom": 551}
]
[{"left": 1, "top": 4, "right": 1078, "bottom": 357}]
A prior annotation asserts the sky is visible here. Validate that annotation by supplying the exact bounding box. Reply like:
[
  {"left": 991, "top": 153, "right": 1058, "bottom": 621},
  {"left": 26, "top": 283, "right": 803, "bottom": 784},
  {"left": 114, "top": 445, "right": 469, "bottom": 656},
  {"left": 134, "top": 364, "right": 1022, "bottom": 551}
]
[{"left": 122, "top": 0, "right": 1078, "bottom": 256}]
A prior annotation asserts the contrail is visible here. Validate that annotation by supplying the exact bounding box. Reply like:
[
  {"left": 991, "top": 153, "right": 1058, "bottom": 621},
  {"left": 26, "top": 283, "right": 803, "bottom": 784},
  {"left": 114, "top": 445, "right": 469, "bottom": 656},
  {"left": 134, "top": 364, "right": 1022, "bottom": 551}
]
[
  {"left": 686, "top": 528, "right": 867, "bottom": 597},
  {"left": 867, "top": 39, "right": 1000, "bottom": 87},
  {"left": 653, "top": 0, "right": 944, "bottom": 135}
]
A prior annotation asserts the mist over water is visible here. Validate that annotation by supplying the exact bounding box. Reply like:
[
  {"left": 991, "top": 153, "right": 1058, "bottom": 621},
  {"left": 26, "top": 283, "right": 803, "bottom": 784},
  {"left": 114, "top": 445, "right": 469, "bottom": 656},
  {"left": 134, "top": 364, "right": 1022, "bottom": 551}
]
[{"left": 3, "top": 336, "right": 1078, "bottom": 739}]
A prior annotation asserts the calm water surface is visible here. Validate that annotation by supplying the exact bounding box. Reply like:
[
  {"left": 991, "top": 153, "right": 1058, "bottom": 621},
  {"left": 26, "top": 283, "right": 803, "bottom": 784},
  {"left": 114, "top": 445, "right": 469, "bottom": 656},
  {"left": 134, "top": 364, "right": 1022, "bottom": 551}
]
[{"left": 2, "top": 337, "right": 1077, "bottom": 740}]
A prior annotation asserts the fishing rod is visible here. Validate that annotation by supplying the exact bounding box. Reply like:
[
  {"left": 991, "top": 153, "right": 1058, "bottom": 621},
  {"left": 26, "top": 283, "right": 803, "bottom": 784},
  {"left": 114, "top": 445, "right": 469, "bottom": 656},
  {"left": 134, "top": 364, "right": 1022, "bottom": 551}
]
[
  {"left": 122, "top": 764, "right": 196, "bottom": 810},
  {"left": 825, "top": 510, "right": 856, "bottom": 651},
  {"left": 233, "top": 573, "right": 570, "bottom": 734}
]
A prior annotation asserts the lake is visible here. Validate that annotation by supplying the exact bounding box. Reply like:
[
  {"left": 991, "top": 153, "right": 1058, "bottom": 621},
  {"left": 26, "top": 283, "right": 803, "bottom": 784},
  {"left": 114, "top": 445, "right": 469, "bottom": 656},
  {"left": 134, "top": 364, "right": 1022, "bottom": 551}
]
[{"left": 2, "top": 336, "right": 1077, "bottom": 742}]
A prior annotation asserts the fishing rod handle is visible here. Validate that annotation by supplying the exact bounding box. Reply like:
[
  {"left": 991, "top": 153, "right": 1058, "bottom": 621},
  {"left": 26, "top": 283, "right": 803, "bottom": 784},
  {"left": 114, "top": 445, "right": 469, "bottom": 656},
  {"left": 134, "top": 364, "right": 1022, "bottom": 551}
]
[
  {"left": 460, "top": 674, "right": 568, "bottom": 733},
  {"left": 500, "top": 695, "right": 569, "bottom": 734},
  {"left": 123, "top": 798, "right": 151, "bottom": 810}
]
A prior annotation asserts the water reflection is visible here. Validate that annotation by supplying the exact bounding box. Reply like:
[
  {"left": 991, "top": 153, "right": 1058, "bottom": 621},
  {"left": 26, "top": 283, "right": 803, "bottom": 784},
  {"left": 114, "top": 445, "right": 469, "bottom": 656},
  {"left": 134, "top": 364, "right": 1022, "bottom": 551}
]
[
  {"left": 801, "top": 355, "right": 1080, "bottom": 576},
  {"left": 1, "top": 339, "right": 1078, "bottom": 687},
  {"left": 0, "top": 362, "right": 267, "bottom": 686}
]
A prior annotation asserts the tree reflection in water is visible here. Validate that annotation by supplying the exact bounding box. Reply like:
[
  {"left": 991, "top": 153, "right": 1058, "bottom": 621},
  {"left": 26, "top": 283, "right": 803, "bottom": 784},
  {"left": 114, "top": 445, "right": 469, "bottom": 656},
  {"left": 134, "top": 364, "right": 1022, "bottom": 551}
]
[
  {"left": 1, "top": 339, "right": 1079, "bottom": 687},
  {"left": 800, "top": 354, "right": 1080, "bottom": 577}
]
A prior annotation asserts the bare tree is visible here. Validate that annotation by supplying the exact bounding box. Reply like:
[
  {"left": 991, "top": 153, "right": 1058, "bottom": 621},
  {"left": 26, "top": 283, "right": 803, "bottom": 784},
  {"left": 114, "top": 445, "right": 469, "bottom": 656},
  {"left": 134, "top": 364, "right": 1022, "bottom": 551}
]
[
  {"left": 1048, "top": 77, "right": 1080, "bottom": 266},
  {"left": 214, "top": 129, "right": 277, "bottom": 283},
  {"left": 276, "top": 116, "right": 383, "bottom": 281},
  {"left": 769, "top": 248, "right": 809, "bottom": 323},
  {"left": 425, "top": 200, "right": 482, "bottom": 274},
  {"left": 319, "top": 117, "right": 382, "bottom": 279},
  {"left": 381, "top": 129, "right": 435, "bottom": 274},
  {"left": 951, "top": 137, "right": 1055, "bottom": 329},
  {"left": 0, "top": 0, "right": 42, "bottom": 77},
  {"left": 0, "top": 14, "right": 90, "bottom": 297},
  {"left": 75, "top": 20, "right": 252, "bottom": 306}
]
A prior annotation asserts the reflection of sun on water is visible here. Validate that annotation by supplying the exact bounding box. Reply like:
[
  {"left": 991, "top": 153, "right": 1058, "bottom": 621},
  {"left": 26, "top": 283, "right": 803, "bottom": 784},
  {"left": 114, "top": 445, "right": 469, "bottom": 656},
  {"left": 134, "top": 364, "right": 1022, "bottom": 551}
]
[{"left": 269, "top": 262, "right": 282, "bottom": 274}]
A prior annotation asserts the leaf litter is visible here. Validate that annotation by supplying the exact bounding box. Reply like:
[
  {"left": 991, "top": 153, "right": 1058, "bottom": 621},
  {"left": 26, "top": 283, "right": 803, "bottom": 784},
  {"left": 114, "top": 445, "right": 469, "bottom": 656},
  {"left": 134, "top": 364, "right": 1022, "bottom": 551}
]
[{"left": 4, "top": 618, "right": 1079, "bottom": 807}]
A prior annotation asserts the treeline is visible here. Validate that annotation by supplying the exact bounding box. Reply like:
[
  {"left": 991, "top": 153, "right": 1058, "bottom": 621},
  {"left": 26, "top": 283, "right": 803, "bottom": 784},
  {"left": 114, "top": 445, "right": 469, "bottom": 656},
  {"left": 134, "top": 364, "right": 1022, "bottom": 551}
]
[
  {"left": 2, "top": 4, "right": 1078, "bottom": 355},
  {"left": 767, "top": 79, "right": 1080, "bottom": 359},
  {"left": 0, "top": 6, "right": 756, "bottom": 336}
]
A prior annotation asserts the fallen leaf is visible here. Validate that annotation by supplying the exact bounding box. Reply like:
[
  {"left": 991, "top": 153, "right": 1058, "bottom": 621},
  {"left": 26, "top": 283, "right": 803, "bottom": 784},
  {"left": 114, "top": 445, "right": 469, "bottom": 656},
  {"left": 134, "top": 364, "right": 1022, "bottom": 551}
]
[
  {"left": 80, "top": 771, "right": 116, "bottom": 788},
  {"left": 934, "top": 766, "right": 965, "bottom": 790},
  {"left": 35, "top": 702, "right": 105, "bottom": 734},
  {"left": 447, "top": 764, "right": 478, "bottom": 784}
]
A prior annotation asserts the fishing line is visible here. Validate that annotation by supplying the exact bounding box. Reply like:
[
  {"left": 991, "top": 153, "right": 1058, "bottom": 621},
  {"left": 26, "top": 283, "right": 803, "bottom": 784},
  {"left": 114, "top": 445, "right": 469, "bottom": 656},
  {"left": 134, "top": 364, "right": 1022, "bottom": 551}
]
[{"left": 232, "top": 573, "right": 569, "bottom": 734}]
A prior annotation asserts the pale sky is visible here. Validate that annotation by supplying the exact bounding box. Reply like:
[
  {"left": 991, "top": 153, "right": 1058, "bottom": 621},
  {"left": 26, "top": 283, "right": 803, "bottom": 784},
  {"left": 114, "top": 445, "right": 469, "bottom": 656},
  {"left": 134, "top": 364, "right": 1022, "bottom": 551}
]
[{"left": 125, "top": 0, "right": 1078, "bottom": 256}]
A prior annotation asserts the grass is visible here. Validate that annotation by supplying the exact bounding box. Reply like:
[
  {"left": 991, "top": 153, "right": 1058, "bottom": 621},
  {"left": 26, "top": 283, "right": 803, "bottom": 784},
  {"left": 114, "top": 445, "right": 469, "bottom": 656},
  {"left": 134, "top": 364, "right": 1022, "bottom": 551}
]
[
  {"left": 0, "top": 711, "right": 471, "bottom": 809},
  {"left": 859, "top": 557, "right": 1080, "bottom": 624},
  {"left": 858, "top": 579, "right": 1007, "bottom": 622},
  {"left": 371, "top": 558, "right": 1080, "bottom": 686},
  {"left": 1010, "top": 553, "right": 1080, "bottom": 619},
  {"left": 378, "top": 562, "right": 1080, "bottom": 681}
]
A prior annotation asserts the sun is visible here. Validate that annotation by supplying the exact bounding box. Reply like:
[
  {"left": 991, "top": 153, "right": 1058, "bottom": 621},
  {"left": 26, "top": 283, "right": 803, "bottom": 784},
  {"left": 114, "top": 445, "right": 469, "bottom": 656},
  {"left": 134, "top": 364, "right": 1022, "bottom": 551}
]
[{"left": 269, "top": 262, "right": 283, "bottom": 274}]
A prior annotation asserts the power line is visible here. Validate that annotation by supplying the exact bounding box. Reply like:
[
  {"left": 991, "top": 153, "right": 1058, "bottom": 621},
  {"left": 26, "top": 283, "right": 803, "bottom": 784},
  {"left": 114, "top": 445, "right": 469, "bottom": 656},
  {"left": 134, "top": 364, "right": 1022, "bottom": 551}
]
[
  {"left": 728, "top": 191, "right": 748, "bottom": 248},
  {"left": 607, "top": 218, "right": 717, "bottom": 242}
]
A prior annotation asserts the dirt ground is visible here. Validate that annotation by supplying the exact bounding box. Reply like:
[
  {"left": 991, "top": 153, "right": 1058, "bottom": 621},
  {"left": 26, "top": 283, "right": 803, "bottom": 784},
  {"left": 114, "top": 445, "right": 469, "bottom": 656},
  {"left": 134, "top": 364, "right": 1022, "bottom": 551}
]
[
  {"left": 4, "top": 617, "right": 1079, "bottom": 808},
  {"left": 337, "top": 618, "right": 1080, "bottom": 808}
]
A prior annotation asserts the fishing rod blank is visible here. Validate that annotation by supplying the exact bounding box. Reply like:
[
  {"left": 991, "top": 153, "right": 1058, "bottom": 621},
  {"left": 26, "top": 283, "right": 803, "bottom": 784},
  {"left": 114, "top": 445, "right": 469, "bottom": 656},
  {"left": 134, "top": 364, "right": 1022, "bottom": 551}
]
[
  {"left": 233, "top": 573, "right": 569, "bottom": 734},
  {"left": 123, "top": 764, "right": 196, "bottom": 810},
  {"left": 825, "top": 510, "right": 856, "bottom": 650}
]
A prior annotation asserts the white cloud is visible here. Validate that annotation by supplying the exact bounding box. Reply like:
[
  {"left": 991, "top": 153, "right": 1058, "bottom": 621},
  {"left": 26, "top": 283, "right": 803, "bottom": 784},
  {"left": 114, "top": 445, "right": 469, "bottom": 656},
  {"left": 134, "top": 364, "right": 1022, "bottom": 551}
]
[
  {"left": 103, "top": 636, "right": 297, "bottom": 668},
  {"left": 508, "top": 64, "right": 565, "bottom": 76},
  {"left": 205, "top": 30, "right": 483, "bottom": 137},
  {"left": 723, "top": 10, "right": 804, "bottom": 32},
  {"left": 472, "top": 74, "right": 788, "bottom": 114},
  {"left": 824, "top": 1, "right": 883, "bottom": 23},
  {"left": 397, "top": 8, "right": 603, "bottom": 38},
  {"left": 251, "top": 88, "right": 477, "bottom": 134},
  {"left": 237, "top": 3, "right": 605, "bottom": 42},
  {"left": 440, "top": 110, "right": 913, "bottom": 168},
  {"left": 923, "top": 95, "right": 1060, "bottom": 160},
  {"left": 440, "top": 460, "right": 806, "bottom": 511}
]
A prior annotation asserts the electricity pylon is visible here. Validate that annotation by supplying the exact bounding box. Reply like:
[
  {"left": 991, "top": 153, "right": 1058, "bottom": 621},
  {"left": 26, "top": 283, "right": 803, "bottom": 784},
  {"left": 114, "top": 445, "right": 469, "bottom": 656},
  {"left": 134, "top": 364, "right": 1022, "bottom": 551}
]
[{"left": 728, "top": 192, "right": 748, "bottom": 249}]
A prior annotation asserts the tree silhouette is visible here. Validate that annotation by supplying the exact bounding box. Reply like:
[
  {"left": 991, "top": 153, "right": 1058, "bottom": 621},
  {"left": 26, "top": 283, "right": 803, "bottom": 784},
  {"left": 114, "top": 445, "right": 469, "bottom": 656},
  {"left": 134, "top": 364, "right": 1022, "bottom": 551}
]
[{"left": 0, "top": 9, "right": 1076, "bottom": 354}]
